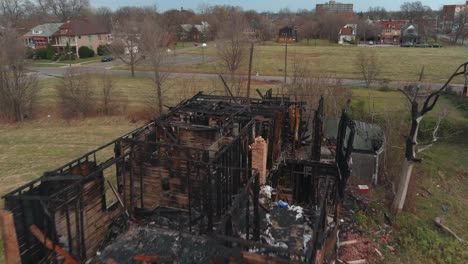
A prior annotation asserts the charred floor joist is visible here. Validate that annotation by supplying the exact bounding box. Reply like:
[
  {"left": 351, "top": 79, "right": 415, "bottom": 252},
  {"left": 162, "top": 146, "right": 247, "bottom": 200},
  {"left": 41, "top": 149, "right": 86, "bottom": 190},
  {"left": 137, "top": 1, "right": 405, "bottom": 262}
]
[{"left": 2, "top": 91, "right": 355, "bottom": 264}]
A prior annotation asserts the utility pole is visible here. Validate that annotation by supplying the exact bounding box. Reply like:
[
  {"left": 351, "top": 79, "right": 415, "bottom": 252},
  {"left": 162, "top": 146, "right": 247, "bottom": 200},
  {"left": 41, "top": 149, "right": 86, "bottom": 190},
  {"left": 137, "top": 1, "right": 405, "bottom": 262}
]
[
  {"left": 247, "top": 41, "right": 255, "bottom": 98},
  {"left": 282, "top": 32, "right": 288, "bottom": 97}
]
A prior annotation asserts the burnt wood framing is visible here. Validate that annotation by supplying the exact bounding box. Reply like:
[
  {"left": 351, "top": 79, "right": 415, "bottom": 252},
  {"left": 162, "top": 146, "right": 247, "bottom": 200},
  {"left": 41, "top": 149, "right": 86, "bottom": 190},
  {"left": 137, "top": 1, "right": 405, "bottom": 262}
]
[{"left": 2, "top": 92, "right": 354, "bottom": 264}]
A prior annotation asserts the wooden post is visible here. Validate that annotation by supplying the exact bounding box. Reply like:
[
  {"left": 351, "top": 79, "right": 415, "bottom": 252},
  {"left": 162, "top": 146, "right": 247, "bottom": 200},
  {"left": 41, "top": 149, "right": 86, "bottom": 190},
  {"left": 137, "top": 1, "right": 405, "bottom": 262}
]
[
  {"left": 30, "top": 224, "right": 79, "bottom": 264},
  {"left": 0, "top": 210, "right": 21, "bottom": 264}
]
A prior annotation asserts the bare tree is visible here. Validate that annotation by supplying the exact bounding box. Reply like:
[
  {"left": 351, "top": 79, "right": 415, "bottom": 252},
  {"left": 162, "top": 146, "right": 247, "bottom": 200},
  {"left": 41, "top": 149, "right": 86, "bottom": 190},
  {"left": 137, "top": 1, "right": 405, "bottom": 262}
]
[
  {"left": 288, "top": 58, "right": 352, "bottom": 117},
  {"left": 367, "top": 7, "right": 388, "bottom": 20},
  {"left": 400, "top": 1, "right": 431, "bottom": 23},
  {"left": 355, "top": 51, "right": 380, "bottom": 88},
  {"left": 110, "top": 18, "right": 145, "bottom": 78},
  {"left": 0, "top": 26, "right": 38, "bottom": 122},
  {"left": 0, "top": 0, "right": 27, "bottom": 26},
  {"left": 392, "top": 63, "right": 468, "bottom": 214},
  {"left": 140, "top": 19, "right": 170, "bottom": 115},
  {"left": 100, "top": 72, "right": 126, "bottom": 115},
  {"left": 217, "top": 8, "right": 248, "bottom": 96},
  {"left": 37, "top": 0, "right": 89, "bottom": 21},
  {"left": 55, "top": 68, "right": 94, "bottom": 119},
  {"left": 298, "top": 19, "right": 319, "bottom": 45},
  {"left": 93, "top": 6, "right": 113, "bottom": 31}
]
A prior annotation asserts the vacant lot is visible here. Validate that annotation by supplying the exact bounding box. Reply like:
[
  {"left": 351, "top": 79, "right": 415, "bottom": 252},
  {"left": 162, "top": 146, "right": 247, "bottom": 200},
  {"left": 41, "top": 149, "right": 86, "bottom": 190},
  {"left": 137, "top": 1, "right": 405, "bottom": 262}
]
[
  {"left": 121, "top": 43, "right": 468, "bottom": 84},
  {"left": 0, "top": 117, "right": 141, "bottom": 197},
  {"left": 35, "top": 75, "right": 283, "bottom": 114}
]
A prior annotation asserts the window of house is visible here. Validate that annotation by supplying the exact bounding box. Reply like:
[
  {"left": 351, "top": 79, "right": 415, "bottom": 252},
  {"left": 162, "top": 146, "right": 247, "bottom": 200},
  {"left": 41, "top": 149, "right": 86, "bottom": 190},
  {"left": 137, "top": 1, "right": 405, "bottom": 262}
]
[
  {"left": 98, "top": 35, "right": 102, "bottom": 40},
  {"left": 88, "top": 35, "right": 93, "bottom": 42},
  {"left": 78, "top": 35, "right": 81, "bottom": 39}
]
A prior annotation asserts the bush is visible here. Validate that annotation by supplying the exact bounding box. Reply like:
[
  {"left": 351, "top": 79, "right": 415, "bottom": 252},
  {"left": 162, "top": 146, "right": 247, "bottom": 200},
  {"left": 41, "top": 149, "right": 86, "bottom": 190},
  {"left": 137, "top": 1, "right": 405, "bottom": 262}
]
[
  {"left": 78, "top": 46, "right": 95, "bottom": 58},
  {"left": 46, "top": 48, "right": 55, "bottom": 60},
  {"left": 97, "top": 44, "right": 110, "bottom": 56},
  {"left": 35, "top": 48, "right": 48, "bottom": 59},
  {"left": 25, "top": 47, "right": 34, "bottom": 59},
  {"left": 58, "top": 54, "right": 76, "bottom": 61}
]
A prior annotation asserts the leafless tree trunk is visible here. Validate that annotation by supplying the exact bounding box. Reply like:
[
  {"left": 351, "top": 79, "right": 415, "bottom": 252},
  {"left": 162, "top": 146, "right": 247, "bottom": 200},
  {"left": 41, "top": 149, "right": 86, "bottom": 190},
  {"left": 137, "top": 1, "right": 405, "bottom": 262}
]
[
  {"left": 217, "top": 8, "right": 248, "bottom": 96},
  {"left": 140, "top": 20, "right": 170, "bottom": 115},
  {"left": 100, "top": 72, "right": 126, "bottom": 115},
  {"left": 109, "top": 18, "right": 145, "bottom": 78},
  {"left": 0, "top": 26, "right": 38, "bottom": 122},
  {"left": 356, "top": 50, "right": 380, "bottom": 88},
  {"left": 392, "top": 63, "right": 468, "bottom": 214}
]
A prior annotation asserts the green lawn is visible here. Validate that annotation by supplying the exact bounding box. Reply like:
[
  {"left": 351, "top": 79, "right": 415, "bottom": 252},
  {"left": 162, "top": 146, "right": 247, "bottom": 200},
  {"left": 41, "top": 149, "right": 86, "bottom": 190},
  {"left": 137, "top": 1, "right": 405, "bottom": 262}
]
[
  {"left": 117, "top": 43, "right": 468, "bottom": 84},
  {"left": 26, "top": 56, "right": 103, "bottom": 67}
]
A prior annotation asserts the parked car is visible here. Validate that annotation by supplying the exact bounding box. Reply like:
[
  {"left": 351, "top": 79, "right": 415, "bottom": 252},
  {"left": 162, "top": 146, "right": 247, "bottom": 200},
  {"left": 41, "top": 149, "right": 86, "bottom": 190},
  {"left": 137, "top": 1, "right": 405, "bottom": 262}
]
[
  {"left": 415, "top": 43, "right": 430, "bottom": 48},
  {"left": 431, "top": 43, "right": 443, "bottom": 48},
  {"left": 101, "top": 55, "right": 114, "bottom": 62},
  {"left": 400, "top": 42, "right": 414, "bottom": 47}
]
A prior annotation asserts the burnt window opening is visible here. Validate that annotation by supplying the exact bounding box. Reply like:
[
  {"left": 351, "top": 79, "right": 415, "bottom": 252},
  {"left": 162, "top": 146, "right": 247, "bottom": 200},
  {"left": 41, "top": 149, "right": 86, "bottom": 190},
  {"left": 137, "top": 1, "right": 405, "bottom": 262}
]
[
  {"left": 161, "top": 178, "right": 170, "bottom": 191},
  {"left": 103, "top": 166, "right": 119, "bottom": 209}
]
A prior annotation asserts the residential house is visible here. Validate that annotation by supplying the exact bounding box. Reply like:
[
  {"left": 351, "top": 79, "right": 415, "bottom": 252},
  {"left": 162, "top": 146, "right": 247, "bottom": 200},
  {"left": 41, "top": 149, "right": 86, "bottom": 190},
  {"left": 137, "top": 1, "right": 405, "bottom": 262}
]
[
  {"left": 178, "top": 22, "right": 210, "bottom": 41},
  {"left": 442, "top": 1, "right": 468, "bottom": 32},
  {"left": 52, "top": 20, "right": 111, "bottom": 58},
  {"left": 23, "top": 23, "right": 63, "bottom": 49},
  {"left": 338, "top": 24, "right": 357, "bottom": 44},
  {"left": 401, "top": 24, "right": 419, "bottom": 44},
  {"left": 316, "top": 0, "right": 353, "bottom": 13},
  {"left": 377, "top": 20, "right": 409, "bottom": 44},
  {"left": 278, "top": 26, "right": 298, "bottom": 43}
]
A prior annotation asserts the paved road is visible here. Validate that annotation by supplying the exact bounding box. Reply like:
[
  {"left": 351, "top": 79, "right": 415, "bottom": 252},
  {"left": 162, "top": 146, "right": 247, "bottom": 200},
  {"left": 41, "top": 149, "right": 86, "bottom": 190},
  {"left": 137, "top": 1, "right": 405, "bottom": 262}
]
[{"left": 28, "top": 63, "right": 464, "bottom": 93}]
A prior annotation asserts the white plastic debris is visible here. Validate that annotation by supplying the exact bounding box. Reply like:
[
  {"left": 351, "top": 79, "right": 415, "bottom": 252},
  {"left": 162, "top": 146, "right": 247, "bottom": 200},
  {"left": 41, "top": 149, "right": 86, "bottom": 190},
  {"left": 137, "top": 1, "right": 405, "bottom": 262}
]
[
  {"left": 260, "top": 185, "right": 273, "bottom": 199},
  {"left": 249, "top": 247, "right": 260, "bottom": 253},
  {"left": 289, "top": 205, "right": 304, "bottom": 220},
  {"left": 266, "top": 213, "right": 271, "bottom": 225},
  {"left": 303, "top": 234, "right": 312, "bottom": 250}
]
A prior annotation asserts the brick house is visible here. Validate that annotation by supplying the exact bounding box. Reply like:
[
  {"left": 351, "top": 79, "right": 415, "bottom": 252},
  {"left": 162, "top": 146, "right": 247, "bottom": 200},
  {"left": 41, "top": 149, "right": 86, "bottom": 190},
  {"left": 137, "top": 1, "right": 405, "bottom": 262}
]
[
  {"left": 178, "top": 22, "right": 210, "bottom": 41},
  {"left": 377, "top": 20, "right": 409, "bottom": 44},
  {"left": 278, "top": 26, "right": 298, "bottom": 43},
  {"left": 442, "top": 1, "right": 468, "bottom": 32},
  {"left": 23, "top": 23, "right": 63, "bottom": 49},
  {"left": 52, "top": 20, "right": 111, "bottom": 58}
]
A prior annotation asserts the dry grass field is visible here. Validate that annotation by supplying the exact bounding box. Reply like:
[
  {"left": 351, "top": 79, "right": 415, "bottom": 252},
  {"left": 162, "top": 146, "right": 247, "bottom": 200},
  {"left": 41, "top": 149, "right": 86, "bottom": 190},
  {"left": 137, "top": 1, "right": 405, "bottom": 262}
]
[{"left": 117, "top": 42, "right": 468, "bottom": 84}]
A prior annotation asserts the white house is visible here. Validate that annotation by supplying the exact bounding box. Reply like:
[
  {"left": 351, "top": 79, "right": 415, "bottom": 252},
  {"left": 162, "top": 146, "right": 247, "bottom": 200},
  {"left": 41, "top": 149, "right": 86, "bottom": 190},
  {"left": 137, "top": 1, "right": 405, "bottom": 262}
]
[{"left": 338, "top": 24, "right": 357, "bottom": 44}]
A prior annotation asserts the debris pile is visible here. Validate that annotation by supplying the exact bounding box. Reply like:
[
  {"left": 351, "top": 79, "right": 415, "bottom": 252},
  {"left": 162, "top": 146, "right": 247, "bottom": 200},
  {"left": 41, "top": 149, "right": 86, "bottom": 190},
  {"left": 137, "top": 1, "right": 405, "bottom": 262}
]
[{"left": 337, "top": 189, "right": 397, "bottom": 264}]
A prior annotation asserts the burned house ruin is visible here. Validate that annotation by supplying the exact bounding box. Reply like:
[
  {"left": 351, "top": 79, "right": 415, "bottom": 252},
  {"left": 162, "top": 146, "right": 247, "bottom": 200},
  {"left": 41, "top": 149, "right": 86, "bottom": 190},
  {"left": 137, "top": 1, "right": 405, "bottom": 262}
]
[{"left": 2, "top": 91, "right": 357, "bottom": 264}]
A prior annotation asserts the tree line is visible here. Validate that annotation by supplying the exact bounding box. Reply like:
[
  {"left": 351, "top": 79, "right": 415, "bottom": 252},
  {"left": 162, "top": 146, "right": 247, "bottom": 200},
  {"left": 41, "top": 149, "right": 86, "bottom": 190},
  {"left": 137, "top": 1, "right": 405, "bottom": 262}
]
[{"left": 0, "top": 1, "right": 465, "bottom": 43}]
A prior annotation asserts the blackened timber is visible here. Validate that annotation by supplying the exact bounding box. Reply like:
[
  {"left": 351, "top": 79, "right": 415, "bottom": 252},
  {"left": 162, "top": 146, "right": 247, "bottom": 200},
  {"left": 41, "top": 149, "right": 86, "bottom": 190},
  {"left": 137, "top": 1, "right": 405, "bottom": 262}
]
[
  {"left": 253, "top": 173, "right": 260, "bottom": 241},
  {"left": 78, "top": 184, "right": 86, "bottom": 260},
  {"left": 154, "top": 119, "right": 179, "bottom": 143}
]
